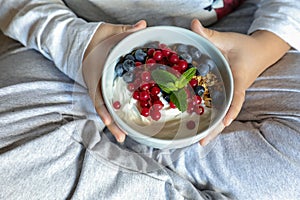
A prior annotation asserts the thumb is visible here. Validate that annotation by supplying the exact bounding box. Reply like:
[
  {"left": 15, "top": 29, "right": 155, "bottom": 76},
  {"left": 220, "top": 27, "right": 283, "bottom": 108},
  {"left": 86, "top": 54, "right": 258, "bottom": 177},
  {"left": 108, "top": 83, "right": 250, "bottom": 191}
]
[
  {"left": 191, "top": 19, "right": 229, "bottom": 53},
  {"left": 128, "top": 20, "right": 147, "bottom": 32},
  {"left": 105, "top": 20, "right": 147, "bottom": 36},
  {"left": 191, "top": 19, "right": 218, "bottom": 42}
]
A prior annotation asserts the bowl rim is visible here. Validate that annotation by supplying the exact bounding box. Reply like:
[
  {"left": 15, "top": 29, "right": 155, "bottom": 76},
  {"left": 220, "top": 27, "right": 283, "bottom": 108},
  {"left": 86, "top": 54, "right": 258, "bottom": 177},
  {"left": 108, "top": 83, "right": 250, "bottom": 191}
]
[{"left": 102, "top": 26, "right": 233, "bottom": 149}]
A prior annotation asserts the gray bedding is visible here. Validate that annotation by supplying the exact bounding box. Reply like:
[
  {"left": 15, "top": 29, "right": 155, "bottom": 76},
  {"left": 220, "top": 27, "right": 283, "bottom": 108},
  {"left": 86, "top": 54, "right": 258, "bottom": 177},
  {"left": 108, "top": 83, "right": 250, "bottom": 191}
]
[{"left": 1, "top": 1, "right": 300, "bottom": 199}]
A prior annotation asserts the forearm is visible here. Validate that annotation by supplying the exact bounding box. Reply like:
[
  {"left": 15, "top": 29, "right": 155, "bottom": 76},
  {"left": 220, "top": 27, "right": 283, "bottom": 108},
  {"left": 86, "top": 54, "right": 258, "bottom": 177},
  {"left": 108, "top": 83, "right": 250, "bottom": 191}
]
[
  {"left": 250, "top": 30, "right": 291, "bottom": 76},
  {"left": 248, "top": 0, "right": 300, "bottom": 51},
  {"left": 0, "top": 0, "right": 101, "bottom": 87}
]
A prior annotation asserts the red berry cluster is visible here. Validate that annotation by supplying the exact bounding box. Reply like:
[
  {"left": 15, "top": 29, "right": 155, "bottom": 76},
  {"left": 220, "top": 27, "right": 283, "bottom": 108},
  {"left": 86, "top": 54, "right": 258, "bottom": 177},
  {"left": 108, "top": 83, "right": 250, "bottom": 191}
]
[
  {"left": 127, "top": 68, "right": 162, "bottom": 121},
  {"left": 187, "top": 94, "right": 204, "bottom": 115},
  {"left": 113, "top": 44, "right": 206, "bottom": 121},
  {"left": 146, "top": 47, "right": 189, "bottom": 74}
]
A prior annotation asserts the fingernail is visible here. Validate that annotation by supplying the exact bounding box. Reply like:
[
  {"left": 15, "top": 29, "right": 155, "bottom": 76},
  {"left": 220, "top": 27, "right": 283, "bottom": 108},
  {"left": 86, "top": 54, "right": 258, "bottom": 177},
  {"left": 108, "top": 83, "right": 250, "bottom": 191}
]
[
  {"left": 133, "top": 20, "right": 142, "bottom": 27},
  {"left": 117, "top": 134, "right": 125, "bottom": 143},
  {"left": 196, "top": 19, "right": 203, "bottom": 28},
  {"left": 200, "top": 138, "right": 210, "bottom": 146}
]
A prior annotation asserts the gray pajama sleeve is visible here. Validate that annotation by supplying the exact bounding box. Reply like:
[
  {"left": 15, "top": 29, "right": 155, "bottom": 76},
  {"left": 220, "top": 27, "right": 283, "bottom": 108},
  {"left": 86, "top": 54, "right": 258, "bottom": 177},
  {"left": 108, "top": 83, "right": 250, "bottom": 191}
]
[
  {"left": 0, "top": 0, "right": 102, "bottom": 87},
  {"left": 248, "top": 0, "right": 300, "bottom": 50}
]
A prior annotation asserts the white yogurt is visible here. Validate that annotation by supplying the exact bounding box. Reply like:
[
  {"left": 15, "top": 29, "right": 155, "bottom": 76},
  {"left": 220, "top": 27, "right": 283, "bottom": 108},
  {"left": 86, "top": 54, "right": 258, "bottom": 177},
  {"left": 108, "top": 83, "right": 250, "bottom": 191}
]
[{"left": 112, "top": 77, "right": 212, "bottom": 139}]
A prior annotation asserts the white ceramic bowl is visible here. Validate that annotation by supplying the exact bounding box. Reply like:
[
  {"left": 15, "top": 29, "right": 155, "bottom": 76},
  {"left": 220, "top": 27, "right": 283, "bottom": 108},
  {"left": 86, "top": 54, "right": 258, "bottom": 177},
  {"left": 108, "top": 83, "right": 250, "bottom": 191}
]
[{"left": 102, "top": 26, "right": 233, "bottom": 149}]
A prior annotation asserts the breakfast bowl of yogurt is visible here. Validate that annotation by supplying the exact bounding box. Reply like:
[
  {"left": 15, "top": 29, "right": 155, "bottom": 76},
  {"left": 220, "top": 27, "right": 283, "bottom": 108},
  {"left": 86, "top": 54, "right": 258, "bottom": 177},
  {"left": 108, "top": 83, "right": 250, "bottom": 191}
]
[{"left": 102, "top": 26, "right": 233, "bottom": 149}]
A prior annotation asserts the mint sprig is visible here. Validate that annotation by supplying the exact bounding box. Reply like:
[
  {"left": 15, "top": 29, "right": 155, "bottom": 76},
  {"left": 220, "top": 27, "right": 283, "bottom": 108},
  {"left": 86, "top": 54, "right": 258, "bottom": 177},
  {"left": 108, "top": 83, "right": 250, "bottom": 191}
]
[{"left": 151, "top": 67, "right": 196, "bottom": 111}]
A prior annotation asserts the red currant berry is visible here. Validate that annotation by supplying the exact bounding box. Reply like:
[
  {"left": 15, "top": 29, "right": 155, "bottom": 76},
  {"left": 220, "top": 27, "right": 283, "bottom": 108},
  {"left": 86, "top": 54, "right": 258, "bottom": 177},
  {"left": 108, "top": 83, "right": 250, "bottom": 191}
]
[
  {"left": 133, "top": 78, "right": 142, "bottom": 88},
  {"left": 172, "top": 64, "right": 181, "bottom": 72},
  {"left": 150, "top": 86, "right": 160, "bottom": 96},
  {"left": 169, "top": 101, "right": 176, "bottom": 109},
  {"left": 158, "top": 43, "right": 168, "bottom": 49},
  {"left": 189, "top": 78, "right": 198, "bottom": 88},
  {"left": 150, "top": 109, "right": 161, "bottom": 121},
  {"left": 193, "top": 95, "right": 202, "bottom": 105},
  {"left": 162, "top": 49, "right": 171, "bottom": 57},
  {"left": 139, "top": 100, "right": 150, "bottom": 108},
  {"left": 147, "top": 48, "right": 155, "bottom": 56},
  {"left": 178, "top": 60, "right": 188, "bottom": 71},
  {"left": 152, "top": 100, "right": 163, "bottom": 110},
  {"left": 140, "top": 83, "right": 150, "bottom": 91},
  {"left": 113, "top": 101, "right": 121, "bottom": 110},
  {"left": 186, "top": 120, "right": 196, "bottom": 130},
  {"left": 141, "top": 71, "right": 151, "bottom": 82},
  {"left": 169, "top": 53, "right": 179, "bottom": 64},
  {"left": 148, "top": 81, "right": 157, "bottom": 88},
  {"left": 150, "top": 94, "right": 159, "bottom": 102},
  {"left": 127, "top": 83, "right": 135, "bottom": 92},
  {"left": 139, "top": 91, "right": 150, "bottom": 101},
  {"left": 132, "top": 91, "right": 140, "bottom": 100},
  {"left": 195, "top": 105, "right": 204, "bottom": 115},
  {"left": 135, "top": 61, "right": 142, "bottom": 67},
  {"left": 141, "top": 107, "right": 150, "bottom": 117},
  {"left": 146, "top": 58, "right": 156, "bottom": 65},
  {"left": 153, "top": 50, "right": 163, "bottom": 61},
  {"left": 187, "top": 102, "right": 194, "bottom": 114}
]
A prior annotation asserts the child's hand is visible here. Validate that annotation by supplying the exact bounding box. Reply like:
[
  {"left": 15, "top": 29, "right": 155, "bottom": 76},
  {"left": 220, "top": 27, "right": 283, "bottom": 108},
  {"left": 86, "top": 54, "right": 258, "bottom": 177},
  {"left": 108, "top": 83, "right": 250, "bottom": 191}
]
[
  {"left": 82, "top": 20, "right": 147, "bottom": 143},
  {"left": 191, "top": 19, "right": 290, "bottom": 146}
]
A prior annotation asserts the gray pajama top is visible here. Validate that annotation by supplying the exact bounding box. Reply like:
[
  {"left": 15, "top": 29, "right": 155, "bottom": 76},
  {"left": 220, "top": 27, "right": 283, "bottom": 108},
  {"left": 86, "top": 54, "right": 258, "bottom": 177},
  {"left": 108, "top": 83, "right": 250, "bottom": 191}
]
[{"left": 0, "top": 0, "right": 300, "bottom": 199}]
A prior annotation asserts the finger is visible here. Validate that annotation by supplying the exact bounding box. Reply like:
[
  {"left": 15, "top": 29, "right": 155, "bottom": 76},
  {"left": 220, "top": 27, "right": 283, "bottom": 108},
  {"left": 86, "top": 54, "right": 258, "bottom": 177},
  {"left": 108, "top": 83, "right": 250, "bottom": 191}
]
[
  {"left": 107, "top": 122, "right": 127, "bottom": 143},
  {"left": 128, "top": 20, "right": 147, "bottom": 31},
  {"left": 191, "top": 19, "right": 215, "bottom": 39},
  {"left": 223, "top": 90, "right": 245, "bottom": 127},
  {"left": 200, "top": 121, "right": 225, "bottom": 146},
  {"left": 85, "top": 20, "right": 147, "bottom": 59},
  {"left": 94, "top": 86, "right": 112, "bottom": 125},
  {"left": 104, "top": 20, "right": 147, "bottom": 37},
  {"left": 191, "top": 19, "right": 226, "bottom": 52},
  {"left": 95, "top": 84, "right": 127, "bottom": 143},
  {"left": 191, "top": 19, "right": 232, "bottom": 54}
]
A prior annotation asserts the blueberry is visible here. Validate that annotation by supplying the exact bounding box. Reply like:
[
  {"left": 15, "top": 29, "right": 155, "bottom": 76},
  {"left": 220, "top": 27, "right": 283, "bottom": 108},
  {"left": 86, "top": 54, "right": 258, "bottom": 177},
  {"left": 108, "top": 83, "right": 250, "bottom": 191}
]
[
  {"left": 194, "top": 85, "right": 205, "bottom": 96},
  {"left": 115, "top": 62, "right": 124, "bottom": 77},
  {"left": 187, "top": 63, "right": 194, "bottom": 69},
  {"left": 163, "top": 94, "right": 171, "bottom": 102},
  {"left": 134, "top": 49, "right": 147, "bottom": 62},
  {"left": 161, "top": 91, "right": 171, "bottom": 102},
  {"left": 196, "top": 64, "right": 210, "bottom": 76},
  {"left": 205, "top": 58, "right": 217, "bottom": 70},
  {"left": 180, "top": 53, "right": 192, "bottom": 63},
  {"left": 123, "top": 59, "right": 135, "bottom": 72},
  {"left": 125, "top": 54, "right": 135, "bottom": 61},
  {"left": 122, "top": 71, "right": 135, "bottom": 83},
  {"left": 176, "top": 44, "right": 188, "bottom": 54},
  {"left": 210, "top": 90, "right": 224, "bottom": 108},
  {"left": 144, "top": 41, "right": 159, "bottom": 49},
  {"left": 189, "top": 46, "right": 202, "bottom": 60}
]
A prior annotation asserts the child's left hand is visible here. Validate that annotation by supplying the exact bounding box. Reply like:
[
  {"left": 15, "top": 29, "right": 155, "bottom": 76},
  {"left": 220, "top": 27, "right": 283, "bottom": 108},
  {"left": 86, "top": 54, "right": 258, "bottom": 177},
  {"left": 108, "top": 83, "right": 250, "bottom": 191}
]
[{"left": 191, "top": 19, "right": 290, "bottom": 146}]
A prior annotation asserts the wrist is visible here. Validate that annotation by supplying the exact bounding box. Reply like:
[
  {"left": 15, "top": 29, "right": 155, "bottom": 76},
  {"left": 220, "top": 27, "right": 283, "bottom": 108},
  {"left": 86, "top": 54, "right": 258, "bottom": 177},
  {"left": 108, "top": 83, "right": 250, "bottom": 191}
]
[{"left": 250, "top": 30, "right": 290, "bottom": 70}]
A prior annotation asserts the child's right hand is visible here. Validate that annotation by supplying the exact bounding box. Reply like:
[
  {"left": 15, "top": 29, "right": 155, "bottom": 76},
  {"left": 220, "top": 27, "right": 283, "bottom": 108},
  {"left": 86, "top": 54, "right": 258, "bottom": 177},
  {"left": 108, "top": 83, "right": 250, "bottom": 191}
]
[{"left": 82, "top": 20, "right": 147, "bottom": 143}]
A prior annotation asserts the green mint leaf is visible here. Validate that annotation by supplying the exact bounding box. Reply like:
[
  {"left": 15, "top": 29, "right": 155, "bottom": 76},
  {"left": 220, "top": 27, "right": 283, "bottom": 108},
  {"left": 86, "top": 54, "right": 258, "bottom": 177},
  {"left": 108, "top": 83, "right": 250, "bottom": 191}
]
[
  {"left": 151, "top": 68, "right": 179, "bottom": 93},
  {"left": 158, "top": 84, "right": 171, "bottom": 93},
  {"left": 166, "top": 82, "right": 178, "bottom": 91},
  {"left": 151, "top": 69, "right": 178, "bottom": 86},
  {"left": 177, "top": 67, "right": 196, "bottom": 88},
  {"left": 174, "top": 80, "right": 180, "bottom": 89},
  {"left": 170, "top": 88, "right": 188, "bottom": 112}
]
